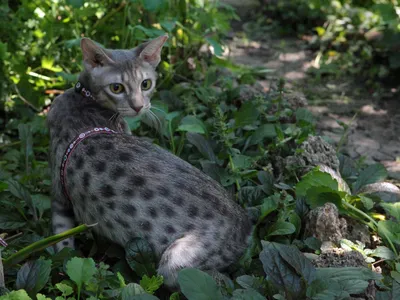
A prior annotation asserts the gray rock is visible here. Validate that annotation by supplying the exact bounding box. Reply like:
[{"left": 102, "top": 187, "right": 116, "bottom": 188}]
[{"left": 285, "top": 136, "right": 340, "bottom": 174}]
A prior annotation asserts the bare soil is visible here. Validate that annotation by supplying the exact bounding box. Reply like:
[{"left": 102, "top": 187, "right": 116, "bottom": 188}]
[{"left": 223, "top": 7, "right": 400, "bottom": 180}]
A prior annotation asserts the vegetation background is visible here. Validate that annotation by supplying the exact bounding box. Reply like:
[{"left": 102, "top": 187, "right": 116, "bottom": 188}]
[{"left": 0, "top": 0, "right": 400, "bottom": 299}]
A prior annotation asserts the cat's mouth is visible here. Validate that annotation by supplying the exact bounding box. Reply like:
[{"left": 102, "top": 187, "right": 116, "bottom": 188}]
[{"left": 118, "top": 105, "right": 151, "bottom": 117}]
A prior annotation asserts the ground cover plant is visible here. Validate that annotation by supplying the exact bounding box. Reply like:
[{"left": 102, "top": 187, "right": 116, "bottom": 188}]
[
  {"left": 1, "top": 0, "right": 400, "bottom": 299},
  {"left": 257, "top": 0, "right": 400, "bottom": 88}
]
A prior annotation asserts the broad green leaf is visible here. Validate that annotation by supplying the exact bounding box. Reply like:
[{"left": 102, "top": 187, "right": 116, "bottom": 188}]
[
  {"left": 381, "top": 202, "right": 400, "bottom": 221},
  {"left": 306, "top": 187, "right": 344, "bottom": 209},
  {"left": 0, "top": 213, "right": 26, "bottom": 229},
  {"left": 120, "top": 283, "right": 145, "bottom": 299},
  {"left": 260, "top": 195, "right": 279, "bottom": 219},
  {"left": 315, "top": 267, "right": 382, "bottom": 295},
  {"left": 257, "top": 171, "right": 274, "bottom": 194},
  {"left": 140, "top": 275, "right": 163, "bottom": 295},
  {"left": 234, "top": 102, "right": 260, "bottom": 127},
  {"left": 359, "top": 195, "right": 374, "bottom": 210},
  {"left": 142, "top": 0, "right": 165, "bottom": 11},
  {"left": 66, "top": 0, "right": 84, "bottom": 8},
  {"left": 55, "top": 283, "right": 73, "bottom": 297},
  {"left": 177, "top": 268, "right": 223, "bottom": 300},
  {"left": 187, "top": 133, "right": 217, "bottom": 162},
  {"left": 0, "top": 290, "right": 32, "bottom": 300},
  {"left": 31, "top": 194, "right": 51, "bottom": 219},
  {"left": 36, "top": 294, "right": 51, "bottom": 300},
  {"left": 295, "top": 108, "right": 314, "bottom": 124},
  {"left": 125, "top": 237, "right": 157, "bottom": 277},
  {"left": 260, "top": 241, "right": 315, "bottom": 298},
  {"left": 232, "top": 154, "right": 252, "bottom": 170},
  {"left": 304, "top": 237, "right": 322, "bottom": 251},
  {"left": 371, "top": 246, "right": 396, "bottom": 260},
  {"left": 373, "top": 3, "right": 398, "bottom": 22},
  {"left": 378, "top": 220, "right": 400, "bottom": 244},
  {"left": 353, "top": 164, "right": 387, "bottom": 193},
  {"left": 236, "top": 275, "right": 264, "bottom": 290},
  {"left": 268, "top": 221, "right": 296, "bottom": 237},
  {"left": 66, "top": 257, "right": 96, "bottom": 293},
  {"left": 16, "top": 258, "right": 52, "bottom": 296},
  {"left": 231, "top": 288, "right": 265, "bottom": 300},
  {"left": 205, "top": 37, "right": 223, "bottom": 56},
  {"left": 306, "top": 278, "right": 345, "bottom": 300},
  {"left": 296, "top": 169, "right": 339, "bottom": 197},
  {"left": 177, "top": 116, "right": 207, "bottom": 134},
  {"left": 7, "top": 179, "right": 33, "bottom": 209}
]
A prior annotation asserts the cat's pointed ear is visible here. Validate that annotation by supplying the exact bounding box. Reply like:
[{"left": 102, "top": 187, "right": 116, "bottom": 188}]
[
  {"left": 81, "top": 38, "right": 114, "bottom": 69},
  {"left": 138, "top": 34, "right": 168, "bottom": 68}
]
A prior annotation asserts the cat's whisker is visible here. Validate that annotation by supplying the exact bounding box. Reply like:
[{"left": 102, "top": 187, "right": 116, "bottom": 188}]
[
  {"left": 148, "top": 110, "right": 162, "bottom": 132},
  {"left": 151, "top": 106, "right": 166, "bottom": 114}
]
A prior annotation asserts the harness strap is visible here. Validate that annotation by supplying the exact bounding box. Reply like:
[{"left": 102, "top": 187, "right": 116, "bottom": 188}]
[{"left": 60, "top": 127, "right": 117, "bottom": 201}]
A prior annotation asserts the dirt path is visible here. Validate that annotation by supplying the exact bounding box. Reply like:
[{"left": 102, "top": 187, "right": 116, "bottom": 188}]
[{"left": 223, "top": 1, "right": 400, "bottom": 180}]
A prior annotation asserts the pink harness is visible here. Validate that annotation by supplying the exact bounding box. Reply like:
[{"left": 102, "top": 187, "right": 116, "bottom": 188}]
[
  {"left": 60, "top": 127, "right": 117, "bottom": 201},
  {"left": 60, "top": 82, "right": 120, "bottom": 201}
]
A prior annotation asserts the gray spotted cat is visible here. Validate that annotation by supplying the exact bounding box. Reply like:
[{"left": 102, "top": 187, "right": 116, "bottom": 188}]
[{"left": 47, "top": 35, "right": 252, "bottom": 287}]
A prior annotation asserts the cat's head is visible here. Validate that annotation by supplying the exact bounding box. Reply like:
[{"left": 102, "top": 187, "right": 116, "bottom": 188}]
[{"left": 80, "top": 35, "right": 168, "bottom": 117}]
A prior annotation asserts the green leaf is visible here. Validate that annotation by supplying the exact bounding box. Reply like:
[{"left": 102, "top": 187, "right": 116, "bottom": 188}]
[
  {"left": 257, "top": 171, "right": 274, "bottom": 194},
  {"left": 353, "top": 164, "right": 387, "bottom": 193},
  {"left": 142, "top": 0, "right": 164, "bottom": 11},
  {"left": 260, "top": 195, "right": 279, "bottom": 219},
  {"left": 305, "top": 187, "right": 344, "bottom": 210},
  {"left": 205, "top": 37, "right": 223, "bottom": 56},
  {"left": 234, "top": 102, "right": 260, "bottom": 127},
  {"left": 7, "top": 179, "right": 33, "bottom": 209},
  {"left": 304, "top": 237, "right": 322, "bottom": 251},
  {"left": 268, "top": 221, "right": 296, "bottom": 237},
  {"left": 381, "top": 202, "right": 400, "bottom": 221},
  {"left": 231, "top": 288, "right": 265, "bottom": 300},
  {"left": 177, "top": 116, "right": 207, "bottom": 134},
  {"left": 66, "top": 257, "right": 96, "bottom": 294},
  {"left": 31, "top": 194, "right": 51, "bottom": 219},
  {"left": 296, "top": 169, "right": 339, "bottom": 197},
  {"left": 378, "top": 220, "right": 400, "bottom": 244},
  {"left": 132, "top": 295, "right": 159, "bottom": 300},
  {"left": 359, "top": 195, "right": 374, "bottom": 211},
  {"left": 295, "top": 108, "right": 314, "bottom": 124},
  {"left": 187, "top": 133, "right": 217, "bottom": 162},
  {"left": 120, "top": 283, "right": 145, "bottom": 299},
  {"left": 232, "top": 154, "right": 253, "bottom": 170},
  {"left": 66, "top": 0, "right": 84, "bottom": 8},
  {"left": 140, "top": 275, "right": 163, "bottom": 295},
  {"left": 177, "top": 268, "right": 223, "bottom": 300},
  {"left": 315, "top": 267, "right": 382, "bottom": 295},
  {"left": 55, "top": 283, "right": 73, "bottom": 297},
  {"left": 0, "top": 290, "right": 32, "bottom": 300},
  {"left": 125, "top": 237, "right": 157, "bottom": 277},
  {"left": 16, "top": 258, "right": 52, "bottom": 296},
  {"left": 0, "top": 212, "right": 26, "bottom": 229},
  {"left": 249, "top": 124, "right": 277, "bottom": 145},
  {"left": 260, "top": 241, "right": 315, "bottom": 298},
  {"left": 236, "top": 275, "right": 264, "bottom": 290},
  {"left": 306, "top": 278, "right": 344, "bottom": 299},
  {"left": 371, "top": 246, "right": 396, "bottom": 260},
  {"left": 36, "top": 294, "right": 51, "bottom": 300},
  {"left": 373, "top": 4, "right": 398, "bottom": 22}
]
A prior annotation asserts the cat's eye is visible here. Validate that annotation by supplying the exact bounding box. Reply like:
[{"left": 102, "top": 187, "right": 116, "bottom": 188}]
[
  {"left": 109, "top": 83, "right": 125, "bottom": 94},
  {"left": 141, "top": 79, "right": 152, "bottom": 91}
]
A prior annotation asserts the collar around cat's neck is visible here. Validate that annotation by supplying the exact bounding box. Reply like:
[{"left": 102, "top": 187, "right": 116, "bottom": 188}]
[{"left": 75, "top": 81, "right": 94, "bottom": 100}]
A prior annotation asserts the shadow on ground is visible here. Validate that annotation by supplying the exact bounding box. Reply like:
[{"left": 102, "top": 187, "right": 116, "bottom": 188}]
[{"left": 224, "top": 17, "right": 400, "bottom": 180}]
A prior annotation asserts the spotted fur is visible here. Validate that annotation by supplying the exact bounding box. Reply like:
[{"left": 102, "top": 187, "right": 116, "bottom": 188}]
[{"left": 47, "top": 36, "right": 252, "bottom": 287}]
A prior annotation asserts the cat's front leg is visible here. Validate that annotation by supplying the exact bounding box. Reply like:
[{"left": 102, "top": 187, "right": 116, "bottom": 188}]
[{"left": 52, "top": 200, "right": 76, "bottom": 251}]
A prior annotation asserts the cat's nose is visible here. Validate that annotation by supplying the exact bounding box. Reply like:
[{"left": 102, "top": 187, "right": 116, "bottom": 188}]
[{"left": 133, "top": 106, "right": 143, "bottom": 113}]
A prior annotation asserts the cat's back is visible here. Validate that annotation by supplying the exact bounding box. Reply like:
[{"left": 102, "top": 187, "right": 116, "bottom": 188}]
[{"left": 64, "top": 132, "right": 251, "bottom": 257}]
